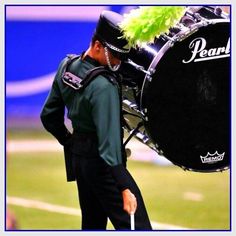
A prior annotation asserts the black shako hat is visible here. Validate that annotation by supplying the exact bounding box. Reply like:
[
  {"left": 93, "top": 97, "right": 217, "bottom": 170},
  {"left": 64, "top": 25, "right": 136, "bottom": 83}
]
[{"left": 94, "top": 10, "right": 130, "bottom": 60}]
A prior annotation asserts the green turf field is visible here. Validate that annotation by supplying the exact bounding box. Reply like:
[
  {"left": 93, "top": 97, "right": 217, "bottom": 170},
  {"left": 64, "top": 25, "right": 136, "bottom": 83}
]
[{"left": 6, "top": 130, "right": 230, "bottom": 230}]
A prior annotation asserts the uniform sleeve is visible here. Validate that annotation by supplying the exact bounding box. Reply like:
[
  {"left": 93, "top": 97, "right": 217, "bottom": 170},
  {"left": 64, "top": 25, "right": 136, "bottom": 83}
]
[
  {"left": 90, "top": 81, "right": 122, "bottom": 166},
  {"left": 89, "top": 79, "right": 133, "bottom": 190},
  {"left": 40, "top": 60, "right": 71, "bottom": 145}
]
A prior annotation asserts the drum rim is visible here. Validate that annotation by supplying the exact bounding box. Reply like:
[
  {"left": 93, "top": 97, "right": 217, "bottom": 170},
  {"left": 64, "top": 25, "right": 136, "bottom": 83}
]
[{"left": 171, "top": 160, "right": 230, "bottom": 172}]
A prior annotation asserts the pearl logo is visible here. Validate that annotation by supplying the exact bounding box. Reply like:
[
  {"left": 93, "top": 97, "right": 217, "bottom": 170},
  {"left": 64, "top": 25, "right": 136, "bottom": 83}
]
[{"left": 183, "top": 37, "right": 230, "bottom": 63}]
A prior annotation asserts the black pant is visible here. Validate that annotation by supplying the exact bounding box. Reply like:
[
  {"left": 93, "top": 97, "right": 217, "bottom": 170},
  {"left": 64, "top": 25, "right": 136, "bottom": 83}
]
[{"left": 71, "top": 138, "right": 152, "bottom": 230}]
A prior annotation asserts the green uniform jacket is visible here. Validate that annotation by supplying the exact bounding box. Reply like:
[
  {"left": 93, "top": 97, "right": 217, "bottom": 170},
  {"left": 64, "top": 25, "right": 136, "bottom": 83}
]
[{"left": 41, "top": 55, "right": 123, "bottom": 167}]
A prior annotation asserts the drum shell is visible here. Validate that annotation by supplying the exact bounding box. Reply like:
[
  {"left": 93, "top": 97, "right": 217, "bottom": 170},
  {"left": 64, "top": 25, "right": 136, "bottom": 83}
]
[
  {"left": 141, "top": 21, "right": 230, "bottom": 171},
  {"left": 121, "top": 8, "right": 230, "bottom": 172}
]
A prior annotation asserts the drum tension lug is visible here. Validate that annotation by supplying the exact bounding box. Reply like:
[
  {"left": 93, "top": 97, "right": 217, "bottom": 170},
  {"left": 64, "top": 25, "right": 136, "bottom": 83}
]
[
  {"left": 157, "top": 149, "right": 164, "bottom": 156},
  {"left": 140, "top": 109, "right": 148, "bottom": 121},
  {"left": 146, "top": 68, "right": 155, "bottom": 82},
  {"left": 149, "top": 68, "right": 156, "bottom": 75},
  {"left": 146, "top": 75, "right": 152, "bottom": 82},
  {"left": 193, "top": 13, "right": 210, "bottom": 26}
]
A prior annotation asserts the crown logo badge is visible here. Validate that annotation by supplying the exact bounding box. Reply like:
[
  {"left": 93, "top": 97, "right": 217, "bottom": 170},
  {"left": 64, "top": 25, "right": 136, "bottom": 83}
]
[{"left": 200, "top": 151, "right": 225, "bottom": 164}]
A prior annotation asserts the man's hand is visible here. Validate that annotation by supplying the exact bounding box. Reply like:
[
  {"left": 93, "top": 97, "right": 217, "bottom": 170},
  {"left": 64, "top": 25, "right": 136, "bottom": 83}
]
[{"left": 122, "top": 189, "right": 137, "bottom": 215}]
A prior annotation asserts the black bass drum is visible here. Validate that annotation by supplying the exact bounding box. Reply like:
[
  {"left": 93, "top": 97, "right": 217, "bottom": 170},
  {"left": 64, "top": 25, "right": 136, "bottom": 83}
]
[{"left": 122, "top": 6, "right": 230, "bottom": 172}]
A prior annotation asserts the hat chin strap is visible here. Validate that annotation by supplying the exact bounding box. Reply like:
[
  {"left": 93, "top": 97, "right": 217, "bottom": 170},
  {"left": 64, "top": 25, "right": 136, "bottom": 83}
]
[{"left": 104, "top": 47, "right": 121, "bottom": 72}]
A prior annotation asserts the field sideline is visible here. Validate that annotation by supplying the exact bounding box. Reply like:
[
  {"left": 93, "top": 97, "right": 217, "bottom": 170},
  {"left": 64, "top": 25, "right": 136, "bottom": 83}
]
[{"left": 6, "top": 131, "right": 230, "bottom": 230}]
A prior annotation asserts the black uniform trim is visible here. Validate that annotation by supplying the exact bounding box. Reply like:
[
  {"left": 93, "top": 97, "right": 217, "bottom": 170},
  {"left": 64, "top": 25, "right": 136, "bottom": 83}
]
[{"left": 110, "top": 164, "right": 133, "bottom": 191}]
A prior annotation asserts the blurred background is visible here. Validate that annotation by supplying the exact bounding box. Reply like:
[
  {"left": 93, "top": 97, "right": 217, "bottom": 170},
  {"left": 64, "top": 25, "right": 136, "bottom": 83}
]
[{"left": 6, "top": 5, "right": 230, "bottom": 231}]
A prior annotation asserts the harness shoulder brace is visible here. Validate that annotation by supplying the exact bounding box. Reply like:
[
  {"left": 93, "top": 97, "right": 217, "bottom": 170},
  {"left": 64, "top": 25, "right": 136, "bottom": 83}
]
[{"left": 61, "top": 54, "right": 119, "bottom": 91}]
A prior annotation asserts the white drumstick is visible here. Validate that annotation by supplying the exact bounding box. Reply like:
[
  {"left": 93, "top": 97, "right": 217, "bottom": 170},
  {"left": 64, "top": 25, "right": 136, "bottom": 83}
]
[{"left": 130, "top": 213, "right": 135, "bottom": 230}]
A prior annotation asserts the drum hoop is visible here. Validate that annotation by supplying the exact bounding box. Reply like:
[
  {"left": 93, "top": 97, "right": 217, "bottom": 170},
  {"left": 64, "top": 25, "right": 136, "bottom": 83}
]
[{"left": 140, "top": 18, "right": 230, "bottom": 114}]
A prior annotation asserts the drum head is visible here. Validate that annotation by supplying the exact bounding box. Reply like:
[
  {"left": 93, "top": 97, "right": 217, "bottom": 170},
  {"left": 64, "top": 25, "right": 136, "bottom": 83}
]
[{"left": 142, "top": 22, "right": 230, "bottom": 171}]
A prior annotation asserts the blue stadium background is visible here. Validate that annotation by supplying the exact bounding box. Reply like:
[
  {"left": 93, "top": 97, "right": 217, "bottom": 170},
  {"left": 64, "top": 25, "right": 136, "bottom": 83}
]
[{"left": 6, "top": 6, "right": 136, "bottom": 128}]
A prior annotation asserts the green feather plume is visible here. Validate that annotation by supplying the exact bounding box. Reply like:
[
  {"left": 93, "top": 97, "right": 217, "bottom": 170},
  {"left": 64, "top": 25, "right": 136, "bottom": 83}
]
[{"left": 119, "top": 6, "right": 186, "bottom": 47}]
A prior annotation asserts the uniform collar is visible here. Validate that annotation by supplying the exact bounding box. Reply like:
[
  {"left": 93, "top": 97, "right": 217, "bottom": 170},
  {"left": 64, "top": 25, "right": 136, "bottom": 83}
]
[{"left": 82, "top": 52, "right": 101, "bottom": 67}]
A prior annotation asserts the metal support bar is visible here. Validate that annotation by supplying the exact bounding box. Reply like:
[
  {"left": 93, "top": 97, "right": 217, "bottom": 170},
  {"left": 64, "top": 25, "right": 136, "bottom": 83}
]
[
  {"left": 127, "top": 59, "right": 153, "bottom": 76},
  {"left": 124, "top": 122, "right": 143, "bottom": 147}
]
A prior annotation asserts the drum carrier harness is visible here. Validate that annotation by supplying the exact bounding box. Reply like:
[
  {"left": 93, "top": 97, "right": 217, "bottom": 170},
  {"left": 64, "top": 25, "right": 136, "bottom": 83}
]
[
  {"left": 62, "top": 55, "right": 145, "bottom": 153},
  {"left": 61, "top": 54, "right": 127, "bottom": 181},
  {"left": 62, "top": 54, "right": 120, "bottom": 92}
]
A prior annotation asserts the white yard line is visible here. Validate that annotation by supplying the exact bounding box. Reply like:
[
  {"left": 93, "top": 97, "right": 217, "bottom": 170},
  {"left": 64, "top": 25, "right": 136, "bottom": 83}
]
[
  {"left": 7, "top": 196, "right": 81, "bottom": 216},
  {"left": 7, "top": 196, "right": 189, "bottom": 230},
  {"left": 7, "top": 140, "right": 63, "bottom": 153},
  {"left": 7, "top": 139, "right": 172, "bottom": 165}
]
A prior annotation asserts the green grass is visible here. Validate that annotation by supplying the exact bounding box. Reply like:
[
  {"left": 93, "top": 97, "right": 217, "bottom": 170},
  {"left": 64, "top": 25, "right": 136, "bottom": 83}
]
[
  {"left": 6, "top": 129, "right": 230, "bottom": 230},
  {"left": 7, "top": 205, "right": 81, "bottom": 230},
  {"left": 7, "top": 129, "right": 53, "bottom": 140},
  {"left": 7, "top": 148, "right": 230, "bottom": 230},
  {"left": 128, "top": 161, "right": 230, "bottom": 229}
]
